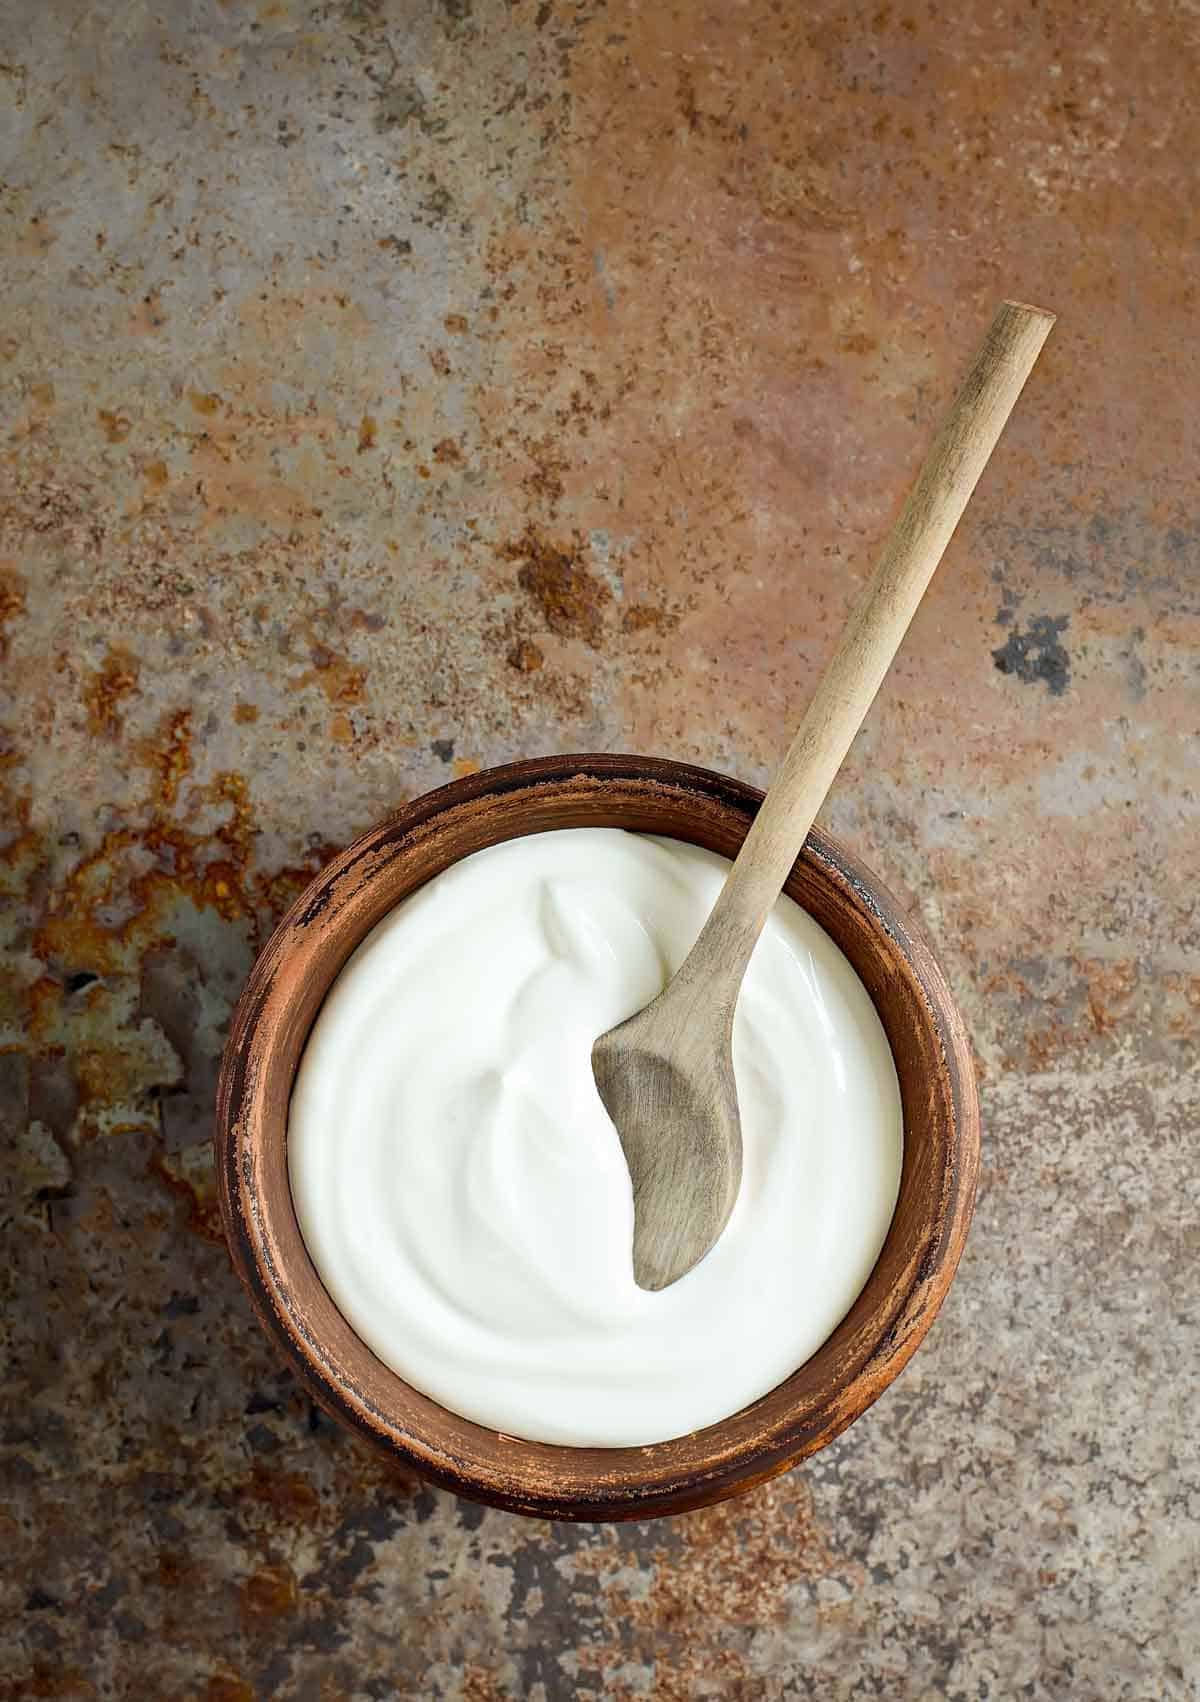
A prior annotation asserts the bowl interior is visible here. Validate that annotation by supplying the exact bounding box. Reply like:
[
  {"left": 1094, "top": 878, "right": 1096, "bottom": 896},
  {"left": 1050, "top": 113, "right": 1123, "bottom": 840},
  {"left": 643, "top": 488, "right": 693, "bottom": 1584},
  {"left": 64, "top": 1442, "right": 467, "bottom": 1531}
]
[{"left": 217, "top": 755, "right": 979, "bottom": 1521}]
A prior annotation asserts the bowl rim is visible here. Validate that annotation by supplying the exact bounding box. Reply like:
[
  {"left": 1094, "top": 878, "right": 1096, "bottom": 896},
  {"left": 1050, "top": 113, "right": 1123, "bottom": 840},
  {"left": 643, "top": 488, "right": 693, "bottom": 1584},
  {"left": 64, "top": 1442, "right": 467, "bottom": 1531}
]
[{"left": 216, "top": 752, "right": 980, "bottom": 1521}]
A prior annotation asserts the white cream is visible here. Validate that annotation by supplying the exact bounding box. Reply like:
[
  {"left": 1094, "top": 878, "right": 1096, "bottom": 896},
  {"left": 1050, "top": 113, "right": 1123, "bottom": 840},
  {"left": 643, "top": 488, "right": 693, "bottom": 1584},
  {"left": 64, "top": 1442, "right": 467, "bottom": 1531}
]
[{"left": 288, "top": 829, "right": 902, "bottom": 1448}]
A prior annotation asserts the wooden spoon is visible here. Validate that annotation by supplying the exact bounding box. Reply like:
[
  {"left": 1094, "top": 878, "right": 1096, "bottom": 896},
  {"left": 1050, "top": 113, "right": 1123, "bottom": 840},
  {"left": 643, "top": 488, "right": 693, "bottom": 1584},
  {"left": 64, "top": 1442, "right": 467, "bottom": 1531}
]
[{"left": 593, "top": 300, "right": 1055, "bottom": 1292}]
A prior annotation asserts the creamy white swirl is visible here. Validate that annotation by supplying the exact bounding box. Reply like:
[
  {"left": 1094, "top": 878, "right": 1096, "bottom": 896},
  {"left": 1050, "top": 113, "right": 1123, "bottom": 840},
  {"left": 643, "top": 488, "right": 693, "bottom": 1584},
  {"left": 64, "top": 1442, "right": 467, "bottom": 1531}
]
[{"left": 288, "top": 829, "right": 902, "bottom": 1446}]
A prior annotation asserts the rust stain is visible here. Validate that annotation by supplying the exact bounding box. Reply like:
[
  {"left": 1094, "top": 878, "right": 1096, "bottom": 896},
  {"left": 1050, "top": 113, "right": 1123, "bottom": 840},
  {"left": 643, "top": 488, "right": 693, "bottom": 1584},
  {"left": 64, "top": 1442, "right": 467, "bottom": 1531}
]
[
  {"left": 294, "top": 642, "right": 368, "bottom": 705},
  {"left": 233, "top": 702, "right": 259, "bottom": 724},
  {"left": 208, "top": 771, "right": 258, "bottom": 871},
  {"left": 669, "top": 1476, "right": 839, "bottom": 1612},
  {"left": 139, "top": 709, "right": 193, "bottom": 807},
  {"left": 243, "top": 1461, "right": 321, "bottom": 1523},
  {"left": 984, "top": 951, "right": 1147, "bottom": 1070},
  {"left": 505, "top": 529, "right": 611, "bottom": 646},
  {"left": 84, "top": 646, "right": 141, "bottom": 738},
  {"left": 344, "top": 604, "right": 387, "bottom": 634},
  {"left": 34, "top": 845, "right": 134, "bottom": 979},
  {"left": 1164, "top": 972, "right": 1200, "bottom": 1041},
  {"left": 838, "top": 330, "right": 880, "bottom": 355},
  {"left": 432, "top": 436, "right": 463, "bottom": 466},
  {"left": 573, "top": 1477, "right": 845, "bottom": 1697},
  {"left": 25, "top": 977, "right": 64, "bottom": 1044},
  {"left": 157, "top": 1549, "right": 200, "bottom": 1592},
  {"left": 190, "top": 390, "right": 222, "bottom": 415},
  {"left": 1079, "top": 957, "right": 1138, "bottom": 1035},
  {"left": 520, "top": 434, "right": 568, "bottom": 508},
  {"left": 1024, "top": 1018, "right": 1077, "bottom": 1071},
  {"left": 0, "top": 561, "right": 26, "bottom": 659},
  {"left": 622, "top": 602, "right": 680, "bottom": 635},
  {"left": 75, "top": 1041, "right": 155, "bottom": 1111},
  {"left": 204, "top": 1680, "right": 255, "bottom": 1702},
  {"left": 149, "top": 1146, "right": 224, "bottom": 1243},
  {"left": 460, "top": 1669, "right": 507, "bottom": 1702},
  {"left": 357, "top": 413, "right": 378, "bottom": 453},
  {"left": 452, "top": 756, "right": 480, "bottom": 777},
  {"left": 240, "top": 1562, "right": 299, "bottom": 1624},
  {"left": 97, "top": 407, "right": 132, "bottom": 443},
  {"left": 329, "top": 711, "right": 354, "bottom": 743},
  {"left": 443, "top": 312, "right": 469, "bottom": 334},
  {"left": 24, "top": 737, "right": 281, "bottom": 1164},
  {"left": 506, "top": 637, "right": 544, "bottom": 672},
  {"left": 21, "top": 1667, "right": 96, "bottom": 1700}
]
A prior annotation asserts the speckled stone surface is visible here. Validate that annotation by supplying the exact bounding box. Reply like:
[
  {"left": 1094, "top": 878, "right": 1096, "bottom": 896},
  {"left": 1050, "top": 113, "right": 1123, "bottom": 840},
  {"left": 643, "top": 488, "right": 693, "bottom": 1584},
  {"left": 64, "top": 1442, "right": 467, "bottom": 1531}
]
[{"left": 2, "top": 0, "right": 1197, "bottom": 1696}]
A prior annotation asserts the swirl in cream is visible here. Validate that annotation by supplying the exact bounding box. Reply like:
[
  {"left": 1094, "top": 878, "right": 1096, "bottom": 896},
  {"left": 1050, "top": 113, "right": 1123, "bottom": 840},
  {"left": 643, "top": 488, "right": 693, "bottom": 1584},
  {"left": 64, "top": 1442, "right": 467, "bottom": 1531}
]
[{"left": 288, "top": 829, "right": 902, "bottom": 1447}]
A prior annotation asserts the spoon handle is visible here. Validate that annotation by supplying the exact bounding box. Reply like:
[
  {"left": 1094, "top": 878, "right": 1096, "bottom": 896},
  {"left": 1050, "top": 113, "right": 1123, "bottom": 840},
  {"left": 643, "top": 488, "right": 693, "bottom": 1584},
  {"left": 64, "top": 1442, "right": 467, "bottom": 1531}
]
[{"left": 687, "top": 299, "right": 1055, "bottom": 1001}]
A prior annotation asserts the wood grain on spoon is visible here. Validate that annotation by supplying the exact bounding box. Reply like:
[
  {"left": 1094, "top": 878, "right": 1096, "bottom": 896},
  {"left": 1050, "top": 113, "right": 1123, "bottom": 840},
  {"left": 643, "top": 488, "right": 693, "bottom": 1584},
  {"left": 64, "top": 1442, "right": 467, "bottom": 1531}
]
[{"left": 593, "top": 300, "right": 1055, "bottom": 1292}]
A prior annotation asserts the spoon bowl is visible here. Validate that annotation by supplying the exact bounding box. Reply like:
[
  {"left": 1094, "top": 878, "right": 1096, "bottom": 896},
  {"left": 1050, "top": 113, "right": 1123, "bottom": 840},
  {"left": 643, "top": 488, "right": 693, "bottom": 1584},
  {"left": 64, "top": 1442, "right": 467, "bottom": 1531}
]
[{"left": 592, "top": 996, "right": 741, "bottom": 1293}]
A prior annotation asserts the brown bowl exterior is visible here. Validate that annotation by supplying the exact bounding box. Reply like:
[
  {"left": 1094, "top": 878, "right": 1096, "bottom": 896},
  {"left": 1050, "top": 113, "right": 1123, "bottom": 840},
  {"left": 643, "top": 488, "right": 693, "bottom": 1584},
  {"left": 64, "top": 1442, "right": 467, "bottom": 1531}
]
[{"left": 215, "top": 754, "right": 980, "bottom": 1522}]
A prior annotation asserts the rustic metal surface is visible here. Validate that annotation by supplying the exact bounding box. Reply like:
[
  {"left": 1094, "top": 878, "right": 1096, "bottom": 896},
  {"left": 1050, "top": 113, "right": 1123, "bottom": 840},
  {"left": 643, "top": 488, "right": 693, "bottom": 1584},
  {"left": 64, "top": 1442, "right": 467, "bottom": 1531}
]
[{"left": 1, "top": 0, "right": 1196, "bottom": 1696}]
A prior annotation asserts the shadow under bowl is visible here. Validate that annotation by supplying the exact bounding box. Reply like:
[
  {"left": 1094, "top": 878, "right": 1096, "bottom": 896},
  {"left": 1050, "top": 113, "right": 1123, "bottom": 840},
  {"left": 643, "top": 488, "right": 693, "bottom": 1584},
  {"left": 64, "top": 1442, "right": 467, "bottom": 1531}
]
[{"left": 215, "top": 753, "right": 980, "bottom": 1522}]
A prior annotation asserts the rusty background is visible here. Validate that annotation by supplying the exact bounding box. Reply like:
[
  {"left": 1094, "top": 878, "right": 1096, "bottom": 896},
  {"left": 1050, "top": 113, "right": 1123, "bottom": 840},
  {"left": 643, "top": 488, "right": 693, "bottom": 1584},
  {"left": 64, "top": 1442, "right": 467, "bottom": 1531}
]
[{"left": 1, "top": 0, "right": 1197, "bottom": 1696}]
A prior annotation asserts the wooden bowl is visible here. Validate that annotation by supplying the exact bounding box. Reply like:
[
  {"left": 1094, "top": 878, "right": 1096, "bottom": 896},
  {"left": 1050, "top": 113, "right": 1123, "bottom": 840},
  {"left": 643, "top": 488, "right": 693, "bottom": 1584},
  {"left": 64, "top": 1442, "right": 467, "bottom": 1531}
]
[{"left": 215, "top": 754, "right": 979, "bottom": 1521}]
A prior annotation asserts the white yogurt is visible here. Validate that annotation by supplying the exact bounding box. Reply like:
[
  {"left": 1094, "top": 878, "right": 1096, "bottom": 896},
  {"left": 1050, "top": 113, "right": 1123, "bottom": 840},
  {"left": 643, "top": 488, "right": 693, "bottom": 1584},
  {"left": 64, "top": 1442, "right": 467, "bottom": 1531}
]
[{"left": 288, "top": 829, "right": 902, "bottom": 1447}]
